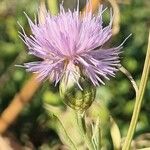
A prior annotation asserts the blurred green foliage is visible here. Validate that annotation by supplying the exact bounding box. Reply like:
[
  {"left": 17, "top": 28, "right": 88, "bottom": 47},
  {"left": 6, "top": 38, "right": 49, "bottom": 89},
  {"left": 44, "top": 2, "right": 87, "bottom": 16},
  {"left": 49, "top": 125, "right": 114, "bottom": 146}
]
[{"left": 0, "top": 0, "right": 150, "bottom": 149}]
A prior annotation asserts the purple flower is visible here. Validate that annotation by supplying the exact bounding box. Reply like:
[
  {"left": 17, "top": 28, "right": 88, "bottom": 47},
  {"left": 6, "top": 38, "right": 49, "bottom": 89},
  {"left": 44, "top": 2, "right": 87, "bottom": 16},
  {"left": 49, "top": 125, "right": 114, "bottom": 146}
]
[{"left": 19, "top": 4, "right": 130, "bottom": 87}]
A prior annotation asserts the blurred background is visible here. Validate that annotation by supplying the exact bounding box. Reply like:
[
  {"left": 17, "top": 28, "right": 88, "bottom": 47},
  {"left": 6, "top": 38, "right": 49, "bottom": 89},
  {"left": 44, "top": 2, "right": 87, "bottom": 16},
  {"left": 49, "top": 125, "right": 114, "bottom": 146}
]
[{"left": 0, "top": 0, "right": 150, "bottom": 149}]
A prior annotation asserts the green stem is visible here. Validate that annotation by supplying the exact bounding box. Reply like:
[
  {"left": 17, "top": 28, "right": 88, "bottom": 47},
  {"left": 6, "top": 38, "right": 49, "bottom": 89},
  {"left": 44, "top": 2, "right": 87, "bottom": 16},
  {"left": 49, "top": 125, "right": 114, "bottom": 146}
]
[
  {"left": 76, "top": 112, "right": 95, "bottom": 150},
  {"left": 122, "top": 32, "right": 150, "bottom": 150}
]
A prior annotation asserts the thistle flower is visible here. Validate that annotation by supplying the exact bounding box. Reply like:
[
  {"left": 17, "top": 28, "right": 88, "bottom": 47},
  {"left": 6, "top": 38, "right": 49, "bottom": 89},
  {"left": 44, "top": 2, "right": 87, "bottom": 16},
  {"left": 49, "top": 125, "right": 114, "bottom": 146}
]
[
  {"left": 19, "top": 4, "right": 130, "bottom": 86},
  {"left": 19, "top": 3, "right": 130, "bottom": 111}
]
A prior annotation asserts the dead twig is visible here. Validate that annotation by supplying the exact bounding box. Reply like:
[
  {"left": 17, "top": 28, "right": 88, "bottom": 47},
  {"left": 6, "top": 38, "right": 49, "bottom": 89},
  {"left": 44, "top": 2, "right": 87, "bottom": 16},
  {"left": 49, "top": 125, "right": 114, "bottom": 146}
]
[{"left": 0, "top": 74, "right": 41, "bottom": 134}]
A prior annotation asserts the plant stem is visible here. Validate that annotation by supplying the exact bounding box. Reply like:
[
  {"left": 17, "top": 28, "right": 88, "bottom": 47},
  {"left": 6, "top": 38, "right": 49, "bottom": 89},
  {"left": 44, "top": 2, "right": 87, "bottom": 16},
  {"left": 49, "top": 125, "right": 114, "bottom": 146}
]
[
  {"left": 122, "top": 32, "right": 150, "bottom": 150},
  {"left": 76, "top": 112, "right": 95, "bottom": 150}
]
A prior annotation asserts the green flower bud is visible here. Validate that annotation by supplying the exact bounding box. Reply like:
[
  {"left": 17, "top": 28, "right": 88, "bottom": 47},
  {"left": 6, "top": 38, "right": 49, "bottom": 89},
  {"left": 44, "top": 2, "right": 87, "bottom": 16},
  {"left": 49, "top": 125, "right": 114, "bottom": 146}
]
[{"left": 59, "top": 71, "right": 96, "bottom": 112}]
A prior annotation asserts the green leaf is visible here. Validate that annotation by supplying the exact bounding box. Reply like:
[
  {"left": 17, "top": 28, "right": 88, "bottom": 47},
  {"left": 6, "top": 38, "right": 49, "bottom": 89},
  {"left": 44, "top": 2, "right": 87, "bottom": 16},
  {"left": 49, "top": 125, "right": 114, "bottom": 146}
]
[{"left": 110, "top": 117, "right": 121, "bottom": 150}]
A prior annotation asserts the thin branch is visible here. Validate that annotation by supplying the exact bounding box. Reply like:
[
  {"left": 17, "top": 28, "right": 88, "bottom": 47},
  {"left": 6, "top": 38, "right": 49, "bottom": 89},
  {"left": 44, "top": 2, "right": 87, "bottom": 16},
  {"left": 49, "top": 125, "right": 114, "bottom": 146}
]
[{"left": 0, "top": 74, "right": 41, "bottom": 134}]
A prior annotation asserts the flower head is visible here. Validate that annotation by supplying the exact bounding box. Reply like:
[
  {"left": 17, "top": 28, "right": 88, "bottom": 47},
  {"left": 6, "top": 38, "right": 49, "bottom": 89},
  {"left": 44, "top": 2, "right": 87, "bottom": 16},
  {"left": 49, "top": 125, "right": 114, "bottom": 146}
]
[{"left": 19, "top": 4, "right": 130, "bottom": 87}]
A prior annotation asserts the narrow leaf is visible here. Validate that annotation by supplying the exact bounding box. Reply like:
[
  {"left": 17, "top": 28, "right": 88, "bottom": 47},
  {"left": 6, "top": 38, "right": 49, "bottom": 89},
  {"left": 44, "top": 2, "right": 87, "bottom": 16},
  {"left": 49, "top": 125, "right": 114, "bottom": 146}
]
[
  {"left": 110, "top": 117, "right": 121, "bottom": 150},
  {"left": 53, "top": 115, "right": 78, "bottom": 150}
]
